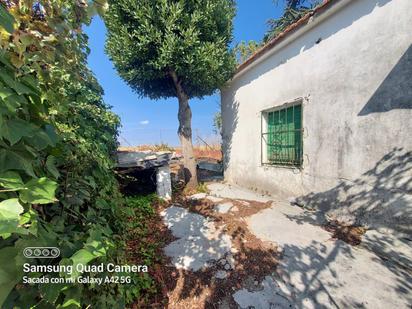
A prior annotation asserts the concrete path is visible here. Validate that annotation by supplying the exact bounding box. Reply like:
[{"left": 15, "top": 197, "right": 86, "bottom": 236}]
[
  {"left": 208, "top": 182, "right": 272, "bottom": 202},
  {"left": 246, "top": 201, "right": 412, "bottom": 308},
  {"left": 161, "top": 184, "right": 411, "bottom": 308},
  {"left": 161, "top": 205, "right": 233, "bottom": 271},
  {"left": 208, "top": 183, "right": 411, "bottom": 308}
]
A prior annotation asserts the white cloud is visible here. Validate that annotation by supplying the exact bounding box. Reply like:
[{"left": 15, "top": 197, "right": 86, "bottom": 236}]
[{"left": 140, "top": 120, "right": 149, "bottom": 125}]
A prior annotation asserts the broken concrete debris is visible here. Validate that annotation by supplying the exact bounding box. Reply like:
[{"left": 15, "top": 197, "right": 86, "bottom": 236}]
[
  {"left": 206, "top": 195, "right": 223, "bottom": 203},
  {"left": 188, "top": 192, "right": 207, "bottom": 200},
  {"left": 215, "top": 202, "right": 233, "bottom": 214},
  {"left": 214, "top": 270, "right": 228, "bottom": 279},
  {"left": 117, "top": 150, "right": 172, "bottom": 169},
  {"left": 160, "top": 205, "right": 233, "bottom": 271},
  {"left": 233, "top": 276, "right": 293, "bottom": 309},
  {"left": 116, "top": 150, "right": 172, "bottom": 200}
]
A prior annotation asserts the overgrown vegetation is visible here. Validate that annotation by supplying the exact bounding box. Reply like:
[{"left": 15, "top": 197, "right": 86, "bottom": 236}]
[
  {"left": 121, "top": 195, "right": 166, "bottom": 306},
  {"left": 151, "top": 143, "right": 175, "bottom": 152},
  {"left": 235, "top": 40, "right": 261, "bottom": 64},
  {"left": 196, "top": 183, "right": 209, "bottom": 194},
  {"left": 0, "top": 1, "right": 154, "bottom": 307}
]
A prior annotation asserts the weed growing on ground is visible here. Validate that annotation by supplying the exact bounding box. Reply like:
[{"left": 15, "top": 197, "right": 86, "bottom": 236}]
[
  {"left": 121, "top": 195, "right": 168, "bottom": 306},
  {"left": 183, "top": 182, "right": 209, "bottom": 196},
  {"left": 196, "top": 183, "right": 210, "bottom": 194}
]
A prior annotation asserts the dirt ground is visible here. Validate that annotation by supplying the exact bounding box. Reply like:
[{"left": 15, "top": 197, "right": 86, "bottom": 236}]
[
  {"left": 125, "top": 192, "right": 278, "bottom": 308},
  {"left": 162, "top": 196, "right": 279, "bottom": 308},
  {"left": 129, "top": 183, "right": 411, "bottom": 308},
  {"left": 144, "top": 196, "right": 369, "bottom": 308}
]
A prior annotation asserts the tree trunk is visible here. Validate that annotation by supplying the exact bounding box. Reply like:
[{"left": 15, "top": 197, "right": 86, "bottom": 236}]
[{"left": 170, "top": 71, "right": 198, "bottom": 188}]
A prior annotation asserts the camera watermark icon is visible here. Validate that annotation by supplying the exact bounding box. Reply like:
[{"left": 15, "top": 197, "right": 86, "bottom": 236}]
[{"left": 23, "top": 247, "right": 60, "bottom": 259}]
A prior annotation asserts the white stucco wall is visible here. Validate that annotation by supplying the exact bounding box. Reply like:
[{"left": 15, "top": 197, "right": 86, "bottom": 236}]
[{"left": 221, "top": 0, "right": 412, "bottom": 232}]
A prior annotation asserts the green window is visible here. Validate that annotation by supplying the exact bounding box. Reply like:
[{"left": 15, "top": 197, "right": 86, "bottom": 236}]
[{"left": 265, "top": 104, "right": 303, "bottom": 166}]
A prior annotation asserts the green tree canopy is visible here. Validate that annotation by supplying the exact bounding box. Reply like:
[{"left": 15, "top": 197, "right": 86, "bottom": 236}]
[
  {"left": 0, "top": 1, "right": 146, "bottom": 306},
  {"left": 105, "top": 0, "right": 236, "bottom": 100},
  {"left": 105, "top": 0, "right": 236, "bottom": 187}
]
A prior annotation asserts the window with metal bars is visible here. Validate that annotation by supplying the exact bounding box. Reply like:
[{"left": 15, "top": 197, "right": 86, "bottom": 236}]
[{"left": 262, "top": 103, "right": 303, "bottom": 167}]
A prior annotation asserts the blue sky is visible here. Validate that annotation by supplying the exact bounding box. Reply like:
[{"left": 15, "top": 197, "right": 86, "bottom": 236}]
[{"left": 85, "top": 0, "right": 285, "bottom": 146}]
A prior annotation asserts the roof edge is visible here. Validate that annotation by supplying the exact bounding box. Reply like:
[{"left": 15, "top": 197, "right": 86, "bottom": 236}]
[{"left": 233, "top": 0, "right": 348, "bottom": 79}]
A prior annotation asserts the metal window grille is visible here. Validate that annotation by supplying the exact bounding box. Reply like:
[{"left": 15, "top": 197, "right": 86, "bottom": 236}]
[{"left": 262, "top": 103, "right": 303, "bottom": 167}]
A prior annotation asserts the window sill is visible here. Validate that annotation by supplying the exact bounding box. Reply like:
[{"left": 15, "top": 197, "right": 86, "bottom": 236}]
[{"left": 261, "top": 163, "right": 303, "bottom": 171}]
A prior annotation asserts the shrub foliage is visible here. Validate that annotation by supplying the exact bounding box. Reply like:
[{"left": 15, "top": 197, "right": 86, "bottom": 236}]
[{"left": 0, "top": 1, "right": 148, "bottom": 307}]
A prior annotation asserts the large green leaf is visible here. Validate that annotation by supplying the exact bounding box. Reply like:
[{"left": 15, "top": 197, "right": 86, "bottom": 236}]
[
  {"left": 19, "top": 177, "right": 58, "bottom": 204},
  {"left": 20, "top": 75, "right": 40, "bottom": 95},
  {"left": 0, "top": 171, "right": 24, "bottom": 190},
  {"left": 0, "top": 247, "right": 20, "bottom": 307},
  {"left": 70, "top": 249, "right": 95, "bottom": 269},
  {"left": 24, "top": 129, "right": 54, "bottom": 151},
  {"left": 0, "top": 71, "right": 33, "bottom": 95},
  {"left": 0, "top": 83, "right": 14, "bottom": 100},
  {"left": 0, "top": 198, "right": 24, "bottom": 234},
  {"left": 0, "top": 149, "right": 35, "bottom": 177},
  {"left": 46, "top": 155, "right": 60, "bottom": 179},
  {"left": 1, "top": 119, "right": 38, "bottom": 145},
  {"left": 2, "top": 94, "right": 26, "bottom": 114},
  {"left": 44, "top": 125, "right": 59, "bottom": 146},
  {"left": 40, "top": 281, "right": 66, "bottom": 305},
  {"left": 69, "top": 230, "right": 108, "bottom": 279},
  {"left": 61, "top": 287, "right": 82, "bottom": 308},
  {"left": 0, "top": 4, "right": 15, "bottom": 33}
]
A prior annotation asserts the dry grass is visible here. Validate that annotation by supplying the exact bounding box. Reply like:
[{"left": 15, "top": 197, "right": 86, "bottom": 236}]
[
  {"left": 118, "top": 144, "right": 222, "bottom": 161},
  {"left": 119, "top": 143, "right": 175, "bottom": 152},
  {"left": 177, "top": 147, "right": 222, "bottom": 161}
]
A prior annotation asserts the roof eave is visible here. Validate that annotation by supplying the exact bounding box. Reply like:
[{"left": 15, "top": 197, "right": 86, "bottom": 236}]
[{"left": 229, "top": 0, "right": 351, "bottom": 83}]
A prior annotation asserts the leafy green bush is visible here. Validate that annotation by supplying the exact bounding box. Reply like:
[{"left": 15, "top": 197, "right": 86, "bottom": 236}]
[
  {"left": 120, "top": 195, "right": 162, "bottom": 305},
  {"left": 0, "top": 1, "right": 146, "bottom": 307}
]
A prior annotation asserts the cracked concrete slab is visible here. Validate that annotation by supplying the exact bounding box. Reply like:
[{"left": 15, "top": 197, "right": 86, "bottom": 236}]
[
  {"left": 215, "top": 202, "right": 233, "bottom": 214},
  {"left": 245, "top": 203, "right": 412, "bottom": 308},
  {"left": 248, "top": 202, "right": 330, "bottom": 248},
  {"left": 206, "top": 195, "right": 224, "bottom": 203},
  {"left": 188, "top": 192, "right": 207, "bottom": 200},
  {"left": 207, "top": 183, "right": 272, "bottom": 202},
  {"left": 161, "top": 205, "right": 233, "bottom": 271},
  {"left": 233, "top": 276, "right": 293, "bottom": 309},
  {"left": 161, "top": 185, "right": 411, "bottom": 308},
  {"left": 215, "top": 270, "right": 228, "bottom": 279}
]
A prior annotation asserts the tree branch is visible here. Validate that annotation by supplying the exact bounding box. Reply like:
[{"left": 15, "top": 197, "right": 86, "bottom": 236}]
[{"left": 169, "top": 70, "right": 188, "bottom": 101}]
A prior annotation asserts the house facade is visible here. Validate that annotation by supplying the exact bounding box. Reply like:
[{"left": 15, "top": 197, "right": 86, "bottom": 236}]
[{"left": 221, "top": 0, "right": 412, "bottom": 233}]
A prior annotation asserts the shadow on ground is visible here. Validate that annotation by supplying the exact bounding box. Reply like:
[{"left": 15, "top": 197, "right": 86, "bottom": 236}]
[
  {"left": 276, "top": 148, "right": 412, "bottom": 307},
  {"left": 295, "top": 147, "right": 412, "bottom": 234},
  {"left": 277, "top": 238, "right": 412, "bottom": 308},
  {"left": 160, "top": 197, "right": 279, "bottom": 308}
]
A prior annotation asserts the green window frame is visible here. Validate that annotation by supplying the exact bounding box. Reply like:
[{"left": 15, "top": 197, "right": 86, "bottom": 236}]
[{"left": 262, "top": 103, "right": 303, "bottom": 167}]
